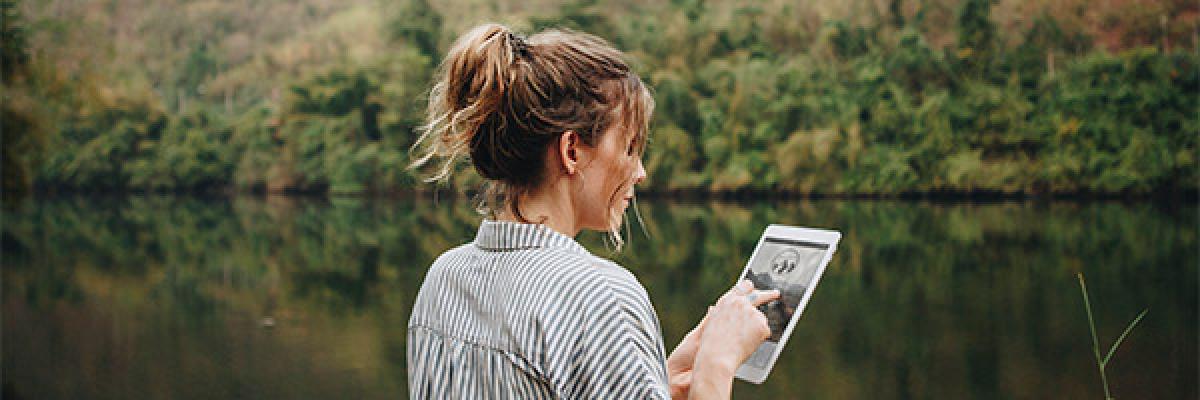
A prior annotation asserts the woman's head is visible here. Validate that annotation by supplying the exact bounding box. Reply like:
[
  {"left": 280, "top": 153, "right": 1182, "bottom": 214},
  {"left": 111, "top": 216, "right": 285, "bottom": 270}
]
[{"left": 411, "top": 23, "right": 653, "bottom": 241}]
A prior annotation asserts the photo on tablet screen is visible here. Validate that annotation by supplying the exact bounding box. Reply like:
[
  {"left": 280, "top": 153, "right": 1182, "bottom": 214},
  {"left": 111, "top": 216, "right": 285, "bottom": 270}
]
[{"left": 742, "top": 236, "right": 829, "bottom": 342}]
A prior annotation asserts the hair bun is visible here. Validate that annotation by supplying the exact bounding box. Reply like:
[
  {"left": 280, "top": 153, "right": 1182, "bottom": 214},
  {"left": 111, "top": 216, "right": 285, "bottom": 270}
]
[{"left": 409, "top": 23, "right": 653, "bottom": 226}]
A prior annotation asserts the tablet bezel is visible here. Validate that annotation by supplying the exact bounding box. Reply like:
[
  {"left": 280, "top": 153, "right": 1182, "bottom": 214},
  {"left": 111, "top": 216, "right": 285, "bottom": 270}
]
[{"left": 734, "top": 224, "right": 841, "bottom": 384}]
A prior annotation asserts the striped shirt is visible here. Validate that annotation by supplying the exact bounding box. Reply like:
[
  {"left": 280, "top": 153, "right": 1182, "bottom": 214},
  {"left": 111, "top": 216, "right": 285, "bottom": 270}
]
[{"left": 407, "top": 220, "right": 671, "bottom": 399}]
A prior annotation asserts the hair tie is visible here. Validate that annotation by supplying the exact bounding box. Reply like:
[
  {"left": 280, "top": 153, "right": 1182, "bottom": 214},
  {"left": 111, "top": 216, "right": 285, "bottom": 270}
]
[{"left": 507, "top": 32, "right": 530, "bottom": 58}]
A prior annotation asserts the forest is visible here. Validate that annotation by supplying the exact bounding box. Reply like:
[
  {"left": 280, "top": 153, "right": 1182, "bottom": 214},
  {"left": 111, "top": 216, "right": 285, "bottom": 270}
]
[{"left": 2, "top": 0, "right": 1196, "bottom": 197}]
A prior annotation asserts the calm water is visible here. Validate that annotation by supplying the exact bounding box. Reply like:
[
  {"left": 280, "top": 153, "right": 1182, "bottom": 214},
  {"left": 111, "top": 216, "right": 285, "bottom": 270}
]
[{"left": 2, "top": 195, "right": 1196, "bottom": 399}]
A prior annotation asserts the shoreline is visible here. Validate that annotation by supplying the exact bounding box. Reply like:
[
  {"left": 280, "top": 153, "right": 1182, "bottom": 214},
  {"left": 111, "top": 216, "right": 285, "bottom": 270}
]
[{"left": 12, "top": 186, "right": 1198, "bottom": 204}]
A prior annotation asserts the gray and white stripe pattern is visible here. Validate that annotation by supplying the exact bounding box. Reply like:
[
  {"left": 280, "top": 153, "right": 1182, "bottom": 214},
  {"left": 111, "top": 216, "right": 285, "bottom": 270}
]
[{"left": 407, "top": 220, "right": 670, "bottom": 399}]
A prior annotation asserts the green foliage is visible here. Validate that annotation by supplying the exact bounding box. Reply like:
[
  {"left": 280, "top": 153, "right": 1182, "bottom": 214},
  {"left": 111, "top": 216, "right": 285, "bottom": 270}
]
[
  {"left": 38, "top": 95, "right": 168, "bottom": 190},
  {"left": 231, "top": 57, "right": 430, "bottom": 194},
  {"left": 956, "top": 0, "right": 999, "bottom": 73},
  {"left": 1, "top": 89, "right": 45, "bottom": 198},
  {"left": 0, "top": 0, "right": 28, "bottom": 82},
  {"left": 530, "top": 0, "right": 618, "bottom": 43},
  {"left": 7, "top": 0, "right": 1198, "bottom": 196},
  {"left": 613, "top": 0, "right": 1197, "bottom": 196},
  {"left": 1, "top": 0, "right": 41, "bottom": 199},
  {"left": 388, "top": 0, "right": 443, "bottom": 62},
  {"left": 127, "top": 110, "right": 234, "bottom": 190}
]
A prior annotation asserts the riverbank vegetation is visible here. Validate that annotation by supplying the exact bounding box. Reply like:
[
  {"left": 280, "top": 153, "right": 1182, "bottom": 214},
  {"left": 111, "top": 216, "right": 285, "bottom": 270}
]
[{"left": 2, "top": 0, "right": 1196, "bottom": 197}]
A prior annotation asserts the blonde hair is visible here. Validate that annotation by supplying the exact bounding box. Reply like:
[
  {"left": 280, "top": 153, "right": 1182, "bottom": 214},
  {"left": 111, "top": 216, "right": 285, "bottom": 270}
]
[{"left": 410, "top": 23, "right": 653, "bottom": 240}]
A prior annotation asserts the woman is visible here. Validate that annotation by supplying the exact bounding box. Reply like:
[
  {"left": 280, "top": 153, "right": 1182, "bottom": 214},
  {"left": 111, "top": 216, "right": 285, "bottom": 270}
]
[{"left": 406, "top": 23, "right": 779, "bottom": 399}]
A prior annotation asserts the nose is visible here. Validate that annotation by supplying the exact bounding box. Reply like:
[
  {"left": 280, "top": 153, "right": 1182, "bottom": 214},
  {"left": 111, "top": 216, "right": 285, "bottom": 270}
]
[{"left": 633, "top": 158, "right": 647, "bottom": 185}]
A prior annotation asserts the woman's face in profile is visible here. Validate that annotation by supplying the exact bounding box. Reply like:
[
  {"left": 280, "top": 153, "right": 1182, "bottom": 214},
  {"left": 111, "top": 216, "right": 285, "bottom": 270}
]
[{"left": 574, "top": 122, "right": 646, "bottom": 233}]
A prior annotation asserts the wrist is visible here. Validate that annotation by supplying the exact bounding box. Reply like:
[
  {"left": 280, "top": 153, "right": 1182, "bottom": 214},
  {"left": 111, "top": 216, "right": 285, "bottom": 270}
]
[
  {"left": 688, "top": 348, "right": 737, "bottom": 399},
  {"left": 694, "top": 339, "right": 741, "bottom": 375},
  {"left": 693, "top": 347, "right": 738, "bottom": 378}
]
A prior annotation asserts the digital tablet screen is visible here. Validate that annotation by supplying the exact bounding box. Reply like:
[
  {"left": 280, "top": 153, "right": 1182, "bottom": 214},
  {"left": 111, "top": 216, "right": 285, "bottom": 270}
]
[{"left": 741, "top": 236, "right": 830, "bottom": 343}]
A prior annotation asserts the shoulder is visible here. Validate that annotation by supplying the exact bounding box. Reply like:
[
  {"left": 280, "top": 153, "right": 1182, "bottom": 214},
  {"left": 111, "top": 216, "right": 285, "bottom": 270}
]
[
  {"left": 410, "top": 243, "right": 475, "bottom": 313},
  {"left": 586, "top": 256, "right": 654, "bottom": 308},
  {"left": 530, "top": 250, "right": 658, "bottom": 332},
  {"left": 434, "top": 242, "right": 476, "bottom": 263},
  {"left": 539, "top": 249, "right": 650, "bottom": 306},
  {"left": 421, "top": 243, "right": 476, "bottom": 275}
]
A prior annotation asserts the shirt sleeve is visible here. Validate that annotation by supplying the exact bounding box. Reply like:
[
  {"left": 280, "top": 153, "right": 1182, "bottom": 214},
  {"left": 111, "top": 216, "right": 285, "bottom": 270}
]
[{"left": 543, "top": 268, "right": 670, "bottom": 399}]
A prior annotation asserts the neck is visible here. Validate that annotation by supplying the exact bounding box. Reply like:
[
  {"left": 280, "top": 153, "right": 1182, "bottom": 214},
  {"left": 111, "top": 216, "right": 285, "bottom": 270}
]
[{"left": 496, "top": 178, "right": 579, "bottom": 237}]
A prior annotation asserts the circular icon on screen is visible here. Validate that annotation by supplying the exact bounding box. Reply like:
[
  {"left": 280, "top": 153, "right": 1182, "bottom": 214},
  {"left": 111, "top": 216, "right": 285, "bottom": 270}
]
[{"left": 770, "top": 249, "right": 800, "bottom": 275}]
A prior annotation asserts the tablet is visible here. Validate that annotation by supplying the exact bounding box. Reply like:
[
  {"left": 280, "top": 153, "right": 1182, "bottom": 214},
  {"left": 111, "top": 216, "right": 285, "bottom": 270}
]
[{"left": 734, "top": 224, "right": 841, "bottom": 384}]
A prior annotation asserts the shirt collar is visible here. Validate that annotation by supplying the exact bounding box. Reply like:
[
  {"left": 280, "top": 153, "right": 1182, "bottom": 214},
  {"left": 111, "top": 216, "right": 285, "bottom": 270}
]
[{"left": 473, "top": 220, "right": 588, "bottom": 254}]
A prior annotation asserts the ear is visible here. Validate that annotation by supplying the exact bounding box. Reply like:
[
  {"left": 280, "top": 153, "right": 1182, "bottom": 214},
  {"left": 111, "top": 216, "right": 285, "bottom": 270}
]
[{"left": 557, "top": 130, "right": 581, "bottom": 175}]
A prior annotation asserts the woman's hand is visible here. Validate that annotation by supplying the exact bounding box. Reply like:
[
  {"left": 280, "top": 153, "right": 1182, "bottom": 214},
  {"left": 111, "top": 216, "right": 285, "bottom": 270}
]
[{"left": 685, "top": 280, "right": 779, "bottom": 400}]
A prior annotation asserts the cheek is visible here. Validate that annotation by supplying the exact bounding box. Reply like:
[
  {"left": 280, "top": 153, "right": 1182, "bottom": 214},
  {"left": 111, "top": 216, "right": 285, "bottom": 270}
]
[
  {"left": 578, "top": 158, "right": 631, "bottom": 220},
  {"left": 577, "top": 166, "right": 613, "bottom": 208},
  {"left": 602, "top": 158, "right": 634, "bottom": 197}
]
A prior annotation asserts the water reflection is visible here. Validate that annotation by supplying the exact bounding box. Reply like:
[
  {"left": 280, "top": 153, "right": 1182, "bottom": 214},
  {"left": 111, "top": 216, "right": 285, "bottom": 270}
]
[{"left": 2, "top": 196, "right": 1196, "bottom": 399}]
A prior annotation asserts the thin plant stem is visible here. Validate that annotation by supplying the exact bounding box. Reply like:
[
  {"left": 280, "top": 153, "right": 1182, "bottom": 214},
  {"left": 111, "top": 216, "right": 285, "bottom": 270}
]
[
  {"left": 1077, "top": 273, "right": 1110, "bottom": 399},
  {"left": 1105, "top": 309, "right": 1148, "bottom": 366},
  {"left": 1077, "top": 272, "right": 1149, "bottom": 400}
]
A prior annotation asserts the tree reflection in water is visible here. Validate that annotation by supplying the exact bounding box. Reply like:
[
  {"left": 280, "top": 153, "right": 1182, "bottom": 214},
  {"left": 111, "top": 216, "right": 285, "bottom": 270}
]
[{"left": 2, "top": 196, "right": 1196, "bottom": 399}]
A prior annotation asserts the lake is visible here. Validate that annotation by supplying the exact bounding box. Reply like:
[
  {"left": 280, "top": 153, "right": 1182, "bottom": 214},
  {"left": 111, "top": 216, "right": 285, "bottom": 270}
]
[{"left": 2, "top": 195, "right": 1196, "bottom": 399}]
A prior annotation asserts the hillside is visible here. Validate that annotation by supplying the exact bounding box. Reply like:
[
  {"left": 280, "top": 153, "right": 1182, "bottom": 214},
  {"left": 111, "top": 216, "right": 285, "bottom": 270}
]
[{"left": 2, "top": 0, "right": 1197, "bottom": 197}]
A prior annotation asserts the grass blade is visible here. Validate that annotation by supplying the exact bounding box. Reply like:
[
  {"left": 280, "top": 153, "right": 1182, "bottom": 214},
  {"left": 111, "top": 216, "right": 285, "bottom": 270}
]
[
  {"left": 1077, "top": 273, "right": 1104, "bottom": 365},
  {"left": 1102, "top": 308, "right": 1148, "bottom": 366}
]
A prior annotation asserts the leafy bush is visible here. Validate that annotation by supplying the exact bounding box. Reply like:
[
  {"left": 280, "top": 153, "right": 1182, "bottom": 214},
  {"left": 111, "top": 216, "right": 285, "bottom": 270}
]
[{"left": 7, "top": 0, "right": 1196, "bottom": 197}]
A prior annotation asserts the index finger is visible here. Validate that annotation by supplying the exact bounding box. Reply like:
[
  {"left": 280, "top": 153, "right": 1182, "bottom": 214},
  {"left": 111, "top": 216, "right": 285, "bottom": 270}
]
[
  {"left": 718, "top": 280, "right": 754, "bottom": 302},
  {"left": 732, "top": 280, "right": 755, "bottom": 294},
  {"left": 749, "top": 289, "right": 781, "bottom": 307}
]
